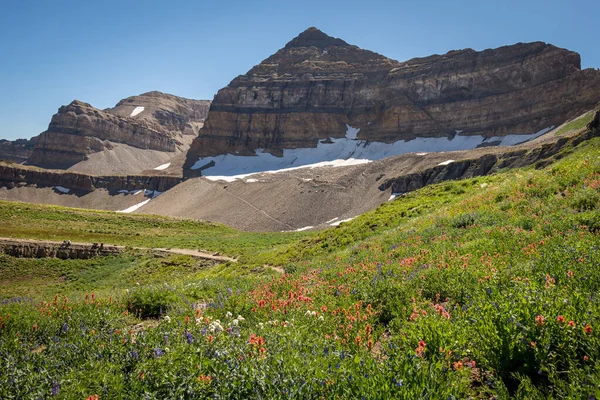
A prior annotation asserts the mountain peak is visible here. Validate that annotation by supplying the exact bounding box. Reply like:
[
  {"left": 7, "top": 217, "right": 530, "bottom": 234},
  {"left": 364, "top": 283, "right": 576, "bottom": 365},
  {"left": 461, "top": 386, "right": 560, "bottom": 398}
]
[{"left": 284, "top": 27, "right": 349, "bottom": 49}]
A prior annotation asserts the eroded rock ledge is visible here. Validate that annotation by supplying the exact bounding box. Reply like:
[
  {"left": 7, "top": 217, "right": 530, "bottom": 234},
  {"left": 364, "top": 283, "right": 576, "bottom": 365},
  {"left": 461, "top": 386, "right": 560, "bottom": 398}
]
[
  {"left": 0, "top": 162, "right": 182, "bottom": 193},
  {"left": 0, "top": 238, "right": 121, "bottom": 259},
  {"left": 379, "top": 112, "right": 600, "bottom": 194}
]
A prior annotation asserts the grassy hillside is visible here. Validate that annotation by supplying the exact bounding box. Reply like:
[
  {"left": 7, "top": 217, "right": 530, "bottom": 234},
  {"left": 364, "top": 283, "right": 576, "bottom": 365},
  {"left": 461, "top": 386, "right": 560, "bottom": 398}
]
[{"left": 1, "top": 133, "right": 600, "bottom": 398}]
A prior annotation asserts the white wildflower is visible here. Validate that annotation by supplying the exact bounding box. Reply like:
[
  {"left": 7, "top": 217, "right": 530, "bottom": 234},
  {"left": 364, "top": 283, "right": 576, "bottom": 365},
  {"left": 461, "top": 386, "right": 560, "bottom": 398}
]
[
  {"left": 225, "top": 311, "right": 232, "bottom": 318},
  {"left": 163, "top": 316, "right": 171, "bottom": 323},
  {"left": 237, "top": 315, "right": 245, "bottom": 321},
  {"left": 232, "top": 319, "right": 239, "bottom": 326}
]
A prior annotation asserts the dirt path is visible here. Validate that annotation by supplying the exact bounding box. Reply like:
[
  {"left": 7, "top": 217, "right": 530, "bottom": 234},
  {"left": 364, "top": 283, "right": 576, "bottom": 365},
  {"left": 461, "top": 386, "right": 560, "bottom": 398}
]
[{"left": 0, "top": 237, "right": 236, "bottom": 263}]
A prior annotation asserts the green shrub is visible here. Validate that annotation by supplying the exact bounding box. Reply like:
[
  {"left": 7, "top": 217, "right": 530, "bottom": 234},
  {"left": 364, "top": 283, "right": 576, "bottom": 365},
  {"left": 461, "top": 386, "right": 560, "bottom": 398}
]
[{"left": 128, "top": 287, "right": 179, "bottom": 318}]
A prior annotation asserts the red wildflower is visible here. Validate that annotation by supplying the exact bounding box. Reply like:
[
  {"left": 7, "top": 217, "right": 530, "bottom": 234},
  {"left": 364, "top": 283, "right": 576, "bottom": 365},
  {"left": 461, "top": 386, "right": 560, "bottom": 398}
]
[
  {"left": 557, "top": 315, "right": 565, "bottom": 324},
  {"left": 453, "top": 361, "right": 463, "bottom": 370},
  {"left": 530, "top": 341, "right": 536, "bottom": 348},
  {"left": 584, "top": 324, "right": 593, "bottom": 335},
  {"left": 568, "top": 320, "right": 576, "bottom": 327},
  {"left": 85, "top": 395, "right": 99, "bottom": 400},
  {"left": 198, "top": 375, "right": 212, "bottom": 384},
  {"left": 535, "top": 315, "right": 545, "bottom": 326},
  {"left": 584, "top": 355, "right": 589, "bottom": 362}
]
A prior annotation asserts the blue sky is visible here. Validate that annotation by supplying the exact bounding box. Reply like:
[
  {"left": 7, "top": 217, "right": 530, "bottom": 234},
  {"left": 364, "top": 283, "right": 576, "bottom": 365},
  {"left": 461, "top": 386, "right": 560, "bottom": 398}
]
[{"left": 1, "top": 0, "right": 598, "bottom": 140}]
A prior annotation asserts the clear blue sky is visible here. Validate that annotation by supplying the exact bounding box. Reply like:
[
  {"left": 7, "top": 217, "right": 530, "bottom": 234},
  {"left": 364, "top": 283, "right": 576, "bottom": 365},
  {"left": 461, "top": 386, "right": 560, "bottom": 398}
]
[{"left": 1, "top": 0, "right": 598, "bottom": 140}]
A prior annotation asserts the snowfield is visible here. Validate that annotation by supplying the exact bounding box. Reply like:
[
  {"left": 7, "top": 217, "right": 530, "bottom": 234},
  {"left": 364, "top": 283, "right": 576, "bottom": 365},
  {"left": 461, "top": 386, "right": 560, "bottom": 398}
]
[
  {"left": 130, "top": 106, "right": 145, "bottom": 117},
  {"left": 190, "top": 126, "right": 553, "bottom": 181}
]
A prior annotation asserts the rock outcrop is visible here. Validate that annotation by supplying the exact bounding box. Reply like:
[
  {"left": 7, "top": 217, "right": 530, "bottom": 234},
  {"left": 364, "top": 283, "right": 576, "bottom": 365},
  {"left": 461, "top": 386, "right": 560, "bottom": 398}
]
[
  {"left": 0, "top": 238, "right": 121, "bottom": 259},
  {"left": 0, "top": 138, "right": 36, "bottom": 163},
  {"left": 28, "top": 92, "right": 210, "bottom": 169},
  {"left": 184, "top": 27, "right": 600, "bottom": 170},
  {"left": 0, "top": 162, "right": 182, "bottom": 193},
  {"left": 378, "top": 124, "right": 600, "bottom": 195}
]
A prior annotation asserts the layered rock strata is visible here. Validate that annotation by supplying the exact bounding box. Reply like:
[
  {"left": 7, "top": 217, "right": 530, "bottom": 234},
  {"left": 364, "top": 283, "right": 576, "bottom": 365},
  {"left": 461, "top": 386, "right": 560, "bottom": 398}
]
[
  {"left": 0, "top": 238, "right": 121, "bottom": 259},
  {"left": 184, "top": 27, "right": 600, "bottom": 171},
  {"left": 28, "top": 92, "right": 210, "bottom": 169},
  {"left": 0, "top": 162, "right": 182, "bottom": 193},
  {"left": 378, "top": 116, "right": 600, "bottom": 195},
  {"left": 0, "top": 138, "right": 36, "bottom": 163}
]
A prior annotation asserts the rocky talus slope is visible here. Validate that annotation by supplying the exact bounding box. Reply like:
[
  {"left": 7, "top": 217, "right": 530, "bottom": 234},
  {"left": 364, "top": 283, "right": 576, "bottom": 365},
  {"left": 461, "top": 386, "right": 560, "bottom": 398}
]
[
  {"left": 27, "top": 91, "right": 210, "bottom": 171},
  {"left": 184, "top": 27, "right": 600, "bottom": 171}
]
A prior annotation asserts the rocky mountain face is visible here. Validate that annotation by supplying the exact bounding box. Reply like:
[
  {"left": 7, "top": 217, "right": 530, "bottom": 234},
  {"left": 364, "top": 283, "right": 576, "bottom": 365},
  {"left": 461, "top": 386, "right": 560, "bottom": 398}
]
[
  {"left": 0, "top": 161, "right": 182, "bottom": 193},
  {"left": 0, "top": 138, "right": 37, "bottom": 163},
  {"left": 184, "top": 27, "right": 600, "bottom": 170},
  {"left": 27, "top": 91, "right": 210, "bottom": 169}
]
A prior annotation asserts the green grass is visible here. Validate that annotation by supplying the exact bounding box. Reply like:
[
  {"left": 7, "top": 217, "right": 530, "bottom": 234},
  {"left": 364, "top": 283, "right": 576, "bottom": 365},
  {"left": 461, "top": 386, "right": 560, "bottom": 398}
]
[
  {"left": 0, "top": 202, "right": 312, "bottom": 264},
  {"left": 555, "top": 111, "right": 595, "bottom": 136},
  {"left": 1, "top": 132, "right": 600, "bottom": 398}
]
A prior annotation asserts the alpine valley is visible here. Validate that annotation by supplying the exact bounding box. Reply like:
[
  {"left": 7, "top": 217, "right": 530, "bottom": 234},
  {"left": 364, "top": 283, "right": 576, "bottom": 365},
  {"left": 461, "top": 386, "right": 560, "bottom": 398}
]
[{"left": 2, "top": 27, "right": 600, "bottom": 399}]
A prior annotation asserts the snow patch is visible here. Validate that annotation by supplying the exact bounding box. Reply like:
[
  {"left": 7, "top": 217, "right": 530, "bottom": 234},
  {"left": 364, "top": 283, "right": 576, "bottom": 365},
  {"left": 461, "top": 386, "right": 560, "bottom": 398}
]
[
  {"left": 154, "top": 162, "right": 171, "bottom": 171},
  {"left": 294, "top": 226, "right": 314, "bottom": 232},
  {"left": 118, "top": 198, "right": 151, "bottom": 213},
  {"left": 438, "top": 160, "right": 455, "bottom": 166},
  {"left": 388, "top": 193, "right": 403, "bottom": 201},
  {"left": 416, "top": 152, "right": 427, "bottom": 156},
  {"left": 202, "top": 158, "right": 370, "bottom": 182},
  {"left": 245, "top": 179, "right": 259, "bottom": 183},
  {"left": 345, "top": 124, "right": 360, "bottom": 139},
  {"left": 54, "top": 186, "right": 70, "bottom": 194},
  {"left": 130, "top": 106, "right": 145, "bottom": 117},
  {"left": 331, "top": 217, "right": 355, "bottom": 226},
  {"left": 191, "top": 127, "right": 553, "bottom": 181}
]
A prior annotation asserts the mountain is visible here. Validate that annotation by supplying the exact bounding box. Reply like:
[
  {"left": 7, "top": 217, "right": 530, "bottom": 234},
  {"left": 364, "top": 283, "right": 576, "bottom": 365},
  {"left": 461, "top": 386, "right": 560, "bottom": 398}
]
[
  {"left": 183, "top": 27, "right": 600, "bottom": 176},
  {"left": 27, "top": 91, "right": 211, "bottom": 174},
  {"left": 0, "top": 137, "right": 37, "bottom": 163}
]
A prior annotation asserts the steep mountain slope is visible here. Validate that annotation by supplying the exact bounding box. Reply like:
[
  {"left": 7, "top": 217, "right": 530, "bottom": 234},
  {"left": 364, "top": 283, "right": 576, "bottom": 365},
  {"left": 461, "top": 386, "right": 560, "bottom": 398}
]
[
  {"left": 184, "top": 27, "right": 600, "bottom": 176},
  {"left": 141, "top": 114, "right": 597, "bottom": 231},
  {"left": 27, "top": 91, "right": 210, "bottom": 174}
]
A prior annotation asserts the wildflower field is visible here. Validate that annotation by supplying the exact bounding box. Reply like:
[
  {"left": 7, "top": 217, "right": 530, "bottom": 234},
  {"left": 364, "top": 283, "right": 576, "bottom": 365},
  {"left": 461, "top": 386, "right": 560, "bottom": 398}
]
[{"left": 1, "top": 132, "right": 600, "bottom": 398}]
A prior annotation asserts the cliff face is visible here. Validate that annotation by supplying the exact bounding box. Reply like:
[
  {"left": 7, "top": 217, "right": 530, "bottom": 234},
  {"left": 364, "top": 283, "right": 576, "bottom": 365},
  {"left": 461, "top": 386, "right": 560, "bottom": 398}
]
[
  {"left": 0, "top": 162, "right": 182, "bottom": 193},
  {"left": 27, "top": 92, "right": 210, "bottom": 169},
  {"left": 184, "top": 27, "right": 600, "bottom": 169},
  {"left": 0, "top": 138, "right": 36, "bottom": 163}
]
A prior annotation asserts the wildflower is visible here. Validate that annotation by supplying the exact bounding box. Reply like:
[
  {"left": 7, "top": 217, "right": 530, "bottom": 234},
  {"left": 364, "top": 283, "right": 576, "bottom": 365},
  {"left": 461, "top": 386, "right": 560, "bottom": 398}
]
[
  {"left": 32, "top": 324, "right": 38, "bottom": 331},
  {"left": 535, "top": 315, "right": 545, "bottom": 326},
  {"left": 568, "top": 320, "right": 576, "bottom": 327},
  {"left": 185, "top": 316, "right": 190, "bottom": 325},
  {"left": 198, "top": 374, "right": 212, "bottom": 384},
  {"left": 154, "top": 348, "right": 165, "bottom": 358},
  {"left": 85, "top": 395, "right": 99, "bottom": 400},
  {"left": 567, "top": 270, "right": 574, "bottom": 278},
  {"left": 225, "top": 311, "right": 232, "bottom": 318},
  {"left": 321, "top": 305, "right": 328, "bottom": 313},
  {"left": 530, "top": 341, "right": 536, "bottom": 348},
  {"left": 453, "top": 361, "right": 463, "bottom": 370},
  {"left": 557, "top": 315, "right": 565, "bottom": 324},
  {"left": 163, "top": 316, "right": 171, "bottom": 323},
  {"left": 51, "top": 379, "right": 60, "bottom": 396},
  {"left": 185, "top": 331, "right": 194, "bottom": 344},
  {"left": 237, "top": 315, "right": 245, "bottom": 322},
  {"left": 584, "top": 324, "right": 593, "bottom": 334},
  {"left": 207, "top": 334, "right": 214, "bottom": 343},
  {"left": 232, "top": 319, "right": 239, "bottom": 326},
  {"left": 415, "top": 340, "right": 426, "bottom": 357},
  {"left": 584, "top": 355, "right": 589, "bottom": 362}
]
